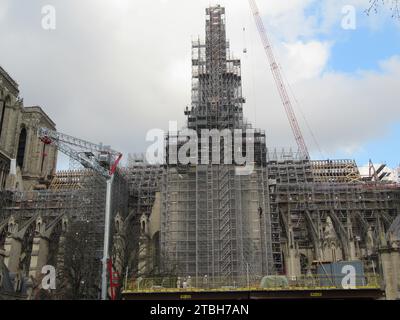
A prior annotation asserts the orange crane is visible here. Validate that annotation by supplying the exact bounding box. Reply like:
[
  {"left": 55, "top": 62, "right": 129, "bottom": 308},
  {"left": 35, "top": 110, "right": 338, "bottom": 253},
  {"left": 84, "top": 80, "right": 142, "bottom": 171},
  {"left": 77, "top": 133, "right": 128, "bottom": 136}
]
[{"left": 248, "top": 0, "right": 310, "bottom": 159}]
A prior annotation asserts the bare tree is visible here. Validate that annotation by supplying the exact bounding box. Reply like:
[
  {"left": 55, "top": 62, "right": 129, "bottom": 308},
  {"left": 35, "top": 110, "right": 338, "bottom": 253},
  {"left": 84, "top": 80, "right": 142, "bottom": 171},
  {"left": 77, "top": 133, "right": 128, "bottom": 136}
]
[
  {"left": 55, "top": 220, "right": 101, "bottom": 299},
  {"left": 110, "top": 218, "right": 139, "bottom": 299},
  {"left": 366, "top": 0, "right": 400, "bottom": 19},
  {"left": 29, "top": 274, "right": 53, "bottom": 300}
]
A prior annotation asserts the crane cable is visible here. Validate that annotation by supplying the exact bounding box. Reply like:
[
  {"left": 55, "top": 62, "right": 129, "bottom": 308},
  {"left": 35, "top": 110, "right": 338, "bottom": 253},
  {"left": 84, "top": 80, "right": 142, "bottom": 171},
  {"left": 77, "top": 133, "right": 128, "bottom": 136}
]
[
  {"left": 243, "top": 6, "right": 323, "bottom": 159},
  {"left": 243, "top": 17, "right": 258, "bottom": 129},
  {"left": 280, "top": 67, "right": 326, "bottom": 159}
]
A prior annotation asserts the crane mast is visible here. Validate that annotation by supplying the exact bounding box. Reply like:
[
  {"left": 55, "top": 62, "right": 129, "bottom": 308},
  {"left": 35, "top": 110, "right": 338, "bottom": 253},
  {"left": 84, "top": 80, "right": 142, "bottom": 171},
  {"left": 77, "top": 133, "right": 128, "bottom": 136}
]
[
  {"left": 39, "top": 127, "right": 122, "bottom": 300},
  {"left": 248, "top": 0, "right": 310, "bottom": 159}
]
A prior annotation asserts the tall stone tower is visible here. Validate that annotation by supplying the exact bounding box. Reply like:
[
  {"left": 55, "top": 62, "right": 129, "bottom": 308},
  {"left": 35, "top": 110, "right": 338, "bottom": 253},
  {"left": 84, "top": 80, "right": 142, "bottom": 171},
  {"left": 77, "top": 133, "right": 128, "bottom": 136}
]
[
  {"left": 160, "top": 6, "right": 282, "bottom": 283},
  {"left": 0, "top": 66, "right": 57, "bottom": 191}
]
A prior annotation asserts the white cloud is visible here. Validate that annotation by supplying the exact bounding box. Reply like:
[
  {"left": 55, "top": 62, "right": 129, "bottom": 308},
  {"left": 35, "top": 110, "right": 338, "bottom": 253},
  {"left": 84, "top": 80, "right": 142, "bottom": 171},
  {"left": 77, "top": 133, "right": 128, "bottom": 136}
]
[
  {"left": 0, "top": 0, "right": 398, "bottom": 166},
  {"left": 0, "top": 2, "right": 8, "bottom": 21},
  {"left": 241, "top": 55, "right": 400, "bottom": 158},
  {"left": 287, "top": 55, "right": 400, "bottom": 155},
  {"left": 260, "top": 0, "right": 319, "bottom": 41},
  {"left": 281, "top": 40, "right": 331, "bottom": 81}
]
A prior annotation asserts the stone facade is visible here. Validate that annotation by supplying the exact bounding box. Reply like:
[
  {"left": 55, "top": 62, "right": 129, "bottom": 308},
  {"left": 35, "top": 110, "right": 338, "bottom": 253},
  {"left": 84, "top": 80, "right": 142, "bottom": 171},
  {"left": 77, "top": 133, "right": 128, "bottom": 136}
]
[{"left": 0, "top": 66, "right": 57, "bottom": 192}]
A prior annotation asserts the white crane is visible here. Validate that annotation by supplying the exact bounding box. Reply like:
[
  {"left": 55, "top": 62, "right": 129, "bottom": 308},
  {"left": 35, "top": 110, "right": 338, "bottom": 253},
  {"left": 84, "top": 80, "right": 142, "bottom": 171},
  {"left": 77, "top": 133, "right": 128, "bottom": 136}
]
[{"left": 39, "top": 127, "right": 122, "bottom": 300}]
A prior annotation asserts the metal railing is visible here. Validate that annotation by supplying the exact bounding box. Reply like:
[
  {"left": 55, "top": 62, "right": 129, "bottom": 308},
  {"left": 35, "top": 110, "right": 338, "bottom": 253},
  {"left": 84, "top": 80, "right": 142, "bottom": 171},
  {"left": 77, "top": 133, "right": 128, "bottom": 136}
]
[{"left": 123, "top": 274, "right": 381, "bottom": 293}]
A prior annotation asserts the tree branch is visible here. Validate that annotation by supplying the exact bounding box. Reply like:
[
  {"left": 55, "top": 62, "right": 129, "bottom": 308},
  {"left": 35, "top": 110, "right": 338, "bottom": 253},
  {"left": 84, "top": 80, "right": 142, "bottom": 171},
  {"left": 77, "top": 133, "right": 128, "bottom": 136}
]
[{"left": 366, "top": 0, "right": 400, "bottom": 19}]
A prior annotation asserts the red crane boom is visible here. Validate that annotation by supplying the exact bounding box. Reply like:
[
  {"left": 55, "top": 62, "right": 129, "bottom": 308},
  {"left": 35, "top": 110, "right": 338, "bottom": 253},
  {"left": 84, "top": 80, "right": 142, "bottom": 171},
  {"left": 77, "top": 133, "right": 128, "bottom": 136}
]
[{"left": 248, "top": 0, "right": 310, "bottom": 159}]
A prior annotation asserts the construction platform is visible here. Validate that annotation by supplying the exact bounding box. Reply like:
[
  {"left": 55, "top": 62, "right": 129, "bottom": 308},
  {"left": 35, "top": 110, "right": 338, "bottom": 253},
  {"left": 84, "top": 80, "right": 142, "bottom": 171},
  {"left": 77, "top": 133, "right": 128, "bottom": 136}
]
[
  {"left": 121, "top": 287, "right": 385, "bottom": 300},
  {"left": 121, "top": 275, "right": 385, "bottom": 300}
]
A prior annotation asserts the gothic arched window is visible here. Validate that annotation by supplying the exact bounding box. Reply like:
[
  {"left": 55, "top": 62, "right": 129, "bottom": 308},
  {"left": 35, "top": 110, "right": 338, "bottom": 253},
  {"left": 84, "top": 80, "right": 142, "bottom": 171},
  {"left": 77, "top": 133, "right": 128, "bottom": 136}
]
[
  {"left": 17, "top": 127, "right": 27, "bottom": 169},
  {"left": 0, "top": 97, "right": 8, "bottom": 141}
]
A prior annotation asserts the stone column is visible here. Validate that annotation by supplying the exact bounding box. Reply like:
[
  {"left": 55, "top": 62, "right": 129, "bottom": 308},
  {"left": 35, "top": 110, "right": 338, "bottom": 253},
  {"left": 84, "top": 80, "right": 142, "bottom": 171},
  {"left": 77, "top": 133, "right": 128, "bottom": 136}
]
[
  {"left": 380, "top": 249, "right": 398, "bottom": 300},
  {"left": 348, "top": 240, "right": 356, "bottom": 260},
  {"left": 3, "top": 216, "right": 21, "bottom": 273},
  {"left": 5, "top": 161, "right": 17, "bottom": 190},
  {"left": 391, "top": 250, "right": 400, "bottom": 298},
  {"left": 56, "top": 217, "right": 69, "bottom": 286},
  {"left": 0, "top": 249, "right": 5, "bottom": 265},
  {"left": 287, "top": 246, "right": 301, "bottom": 280},
  {"left": 3, "top": 236, "right": 22, "bottom": 273},
  {"left": 138, "top": 235, "right": 150, "bottom": 276},
  {"left": 285, "top": 227, "right": 301, "bottom": 280},
  {"left": 29, "top": 236, "right": 49, "bottom": 279},
  {"left": 29, "top": 218, "right": 50, "bottom": 279},
  {"left": 347, "top": 215, "right": 356, "bottom": 260},
  {"left": 4, "top": 215, "right": 39, "bottom": 274}
]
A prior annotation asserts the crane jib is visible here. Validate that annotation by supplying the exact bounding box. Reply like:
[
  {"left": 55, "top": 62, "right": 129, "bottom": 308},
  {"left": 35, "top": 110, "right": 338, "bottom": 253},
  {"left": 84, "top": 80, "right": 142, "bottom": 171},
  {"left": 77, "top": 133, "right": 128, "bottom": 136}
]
[{"left": 248, "top": 0, "right": 310, "bottom": 159}]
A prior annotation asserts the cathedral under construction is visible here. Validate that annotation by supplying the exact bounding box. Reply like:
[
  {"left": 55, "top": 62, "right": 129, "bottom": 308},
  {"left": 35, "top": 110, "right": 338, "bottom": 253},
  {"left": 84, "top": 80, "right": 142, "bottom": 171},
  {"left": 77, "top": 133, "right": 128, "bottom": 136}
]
[{"left": 1, "top": 5, "right": 400, "bottom": 300}]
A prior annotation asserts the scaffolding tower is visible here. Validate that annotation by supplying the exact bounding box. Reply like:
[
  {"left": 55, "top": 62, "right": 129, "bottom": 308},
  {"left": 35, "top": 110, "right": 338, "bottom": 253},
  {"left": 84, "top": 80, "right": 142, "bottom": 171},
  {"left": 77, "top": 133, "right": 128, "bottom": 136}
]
[
  {"left": 0, "top": 169, "right": 128, "bottom": 297},
  {"left": 160, "top": 6, "right": 279, "bottom": 285}
]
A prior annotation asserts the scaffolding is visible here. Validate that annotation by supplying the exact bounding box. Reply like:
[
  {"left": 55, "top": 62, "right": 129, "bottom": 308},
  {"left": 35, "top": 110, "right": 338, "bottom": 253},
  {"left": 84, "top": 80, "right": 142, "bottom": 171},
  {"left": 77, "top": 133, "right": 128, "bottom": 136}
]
[
  {"left": 160, "top": 165, "right": 277, "bottom": 283},
  {"left": 312, "top": 159, "right": 361, "bottom": 183},
  {"left": 119, "top": 155, "right": 164, "bottom": 279},
  {"left": 187, "top": 5, "right": 244, "bottom": 132},
  {"left": 159, "top": 6, "right": 280, "bottom": 283},
  {"left": 266, "top": 149, "right": 400, "bottom": 276},
  {"left": 149, "top": 6, "right": 400, "bottom": 291},
  {"left": 0, "top": 169, "right": 128, "bottom": 295},
  {"left": 121, "top": 155, "right": 163, "bottom": 218}
]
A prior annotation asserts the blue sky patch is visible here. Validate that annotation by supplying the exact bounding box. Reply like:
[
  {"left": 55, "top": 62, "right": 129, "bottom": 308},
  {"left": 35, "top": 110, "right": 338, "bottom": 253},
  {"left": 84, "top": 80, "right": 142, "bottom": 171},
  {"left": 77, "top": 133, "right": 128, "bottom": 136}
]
[{"left": 327, "top": 23, "right": 400, "bottom": 73}]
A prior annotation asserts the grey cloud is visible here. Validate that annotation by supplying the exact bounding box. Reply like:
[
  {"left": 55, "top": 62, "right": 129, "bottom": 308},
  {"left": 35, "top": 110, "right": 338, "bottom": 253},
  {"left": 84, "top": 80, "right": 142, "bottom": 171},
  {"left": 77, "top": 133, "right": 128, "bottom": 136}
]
[{"left": 0, "top": 0, "right": 398, "bottom": 168}]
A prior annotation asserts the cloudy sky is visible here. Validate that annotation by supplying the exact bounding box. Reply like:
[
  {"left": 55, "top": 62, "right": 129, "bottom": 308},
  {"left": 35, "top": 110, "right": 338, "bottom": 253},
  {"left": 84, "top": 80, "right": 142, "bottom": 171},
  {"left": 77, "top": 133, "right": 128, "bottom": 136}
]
[{"left": 0, "top": 0, "right": 399, "bottom": 169}]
